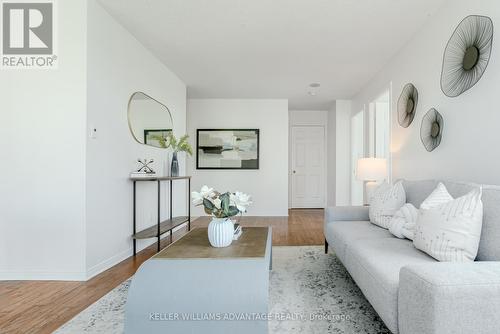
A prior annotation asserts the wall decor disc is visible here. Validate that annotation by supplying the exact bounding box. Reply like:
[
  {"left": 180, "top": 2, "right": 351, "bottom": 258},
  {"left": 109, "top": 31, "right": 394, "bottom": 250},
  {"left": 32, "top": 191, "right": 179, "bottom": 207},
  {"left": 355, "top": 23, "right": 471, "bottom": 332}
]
[
  {"left": 420, "top": 108, "right": 443, "bottom": 152},
  {"left": 397, "top": 83, "right": 419, "bottom": 128},
  {"left": 441, "top": 15, "right": 494, "bottom": 97}
]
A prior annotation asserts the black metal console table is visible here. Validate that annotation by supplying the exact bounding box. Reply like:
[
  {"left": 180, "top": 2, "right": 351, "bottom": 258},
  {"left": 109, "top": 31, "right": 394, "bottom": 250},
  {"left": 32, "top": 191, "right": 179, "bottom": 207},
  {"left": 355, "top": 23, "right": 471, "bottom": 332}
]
[{"left": 131, "top": 176, "right": 191, "bottom": 255}]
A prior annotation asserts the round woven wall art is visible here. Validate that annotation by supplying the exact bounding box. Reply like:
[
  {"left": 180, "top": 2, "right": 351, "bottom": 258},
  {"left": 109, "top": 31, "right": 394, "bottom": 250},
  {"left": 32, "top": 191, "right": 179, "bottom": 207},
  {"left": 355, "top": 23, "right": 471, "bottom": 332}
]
[
  {"left": 441, "top": 15, "right": 494, "bottom": 97},
  {"left": 420, "top": 108, "right": 443, "bottom": 152},
  {"left": 397, "top": 83, "right": 419, "bottom": 128}
]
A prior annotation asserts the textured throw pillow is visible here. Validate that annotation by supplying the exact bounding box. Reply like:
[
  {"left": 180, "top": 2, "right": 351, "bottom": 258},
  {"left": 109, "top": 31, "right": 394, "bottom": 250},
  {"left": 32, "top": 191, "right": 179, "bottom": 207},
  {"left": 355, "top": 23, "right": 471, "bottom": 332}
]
[
  {"left": 420, "top": 182, "right": 453, "bottom": 210},
  {"left": 369, "top": 181, "right": 406, "bottom": 229},
  {"left": 389, "top": 182, "right": 454, "bottom": 240},
  {"left": 389, "top": 203, "right": 418, "bottom": 240},
  {"left": 413, "top": 188, "right": 483, "bottom": 262}
]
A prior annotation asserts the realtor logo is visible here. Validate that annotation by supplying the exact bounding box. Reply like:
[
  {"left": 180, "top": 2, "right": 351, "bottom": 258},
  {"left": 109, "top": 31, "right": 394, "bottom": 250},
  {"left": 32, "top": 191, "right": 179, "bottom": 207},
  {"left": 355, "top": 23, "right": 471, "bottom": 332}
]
[{"left": 1, "top": 0, "right": 57, "bottom": 69}]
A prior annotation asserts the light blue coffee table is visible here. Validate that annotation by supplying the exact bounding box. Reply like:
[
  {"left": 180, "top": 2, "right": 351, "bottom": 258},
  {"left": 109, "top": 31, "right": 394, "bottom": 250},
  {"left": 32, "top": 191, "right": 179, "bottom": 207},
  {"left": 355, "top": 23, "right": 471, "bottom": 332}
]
[{"left": 124, "top": 227, "right": 272, "bottom": 334}]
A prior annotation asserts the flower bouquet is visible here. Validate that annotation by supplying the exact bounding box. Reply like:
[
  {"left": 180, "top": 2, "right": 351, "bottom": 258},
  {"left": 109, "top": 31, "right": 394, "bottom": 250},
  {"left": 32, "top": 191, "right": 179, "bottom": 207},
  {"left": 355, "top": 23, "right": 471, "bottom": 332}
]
[{"left": 192, "top": 186, "right": 252, "bottom": 247}]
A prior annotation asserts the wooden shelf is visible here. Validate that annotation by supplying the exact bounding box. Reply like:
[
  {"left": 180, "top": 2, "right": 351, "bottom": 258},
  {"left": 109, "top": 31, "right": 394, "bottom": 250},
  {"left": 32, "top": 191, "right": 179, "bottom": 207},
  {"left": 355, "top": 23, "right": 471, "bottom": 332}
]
[
  {"left": 130, "top": 176, "right": 192, "bottom": 181},
  {"left": 133, "top": 216, "right": 189, "bottom": 239}
]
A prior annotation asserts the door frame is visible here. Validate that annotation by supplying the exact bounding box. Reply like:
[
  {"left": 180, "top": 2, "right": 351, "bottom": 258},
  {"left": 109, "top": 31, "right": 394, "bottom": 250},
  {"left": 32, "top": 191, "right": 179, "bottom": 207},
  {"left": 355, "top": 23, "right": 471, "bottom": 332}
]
[
  {"left": 350, "top": 110, "right": 365, "bottom": 206},
  {"left": 289, "top": 124, "right": 327, "bottom": 209}
]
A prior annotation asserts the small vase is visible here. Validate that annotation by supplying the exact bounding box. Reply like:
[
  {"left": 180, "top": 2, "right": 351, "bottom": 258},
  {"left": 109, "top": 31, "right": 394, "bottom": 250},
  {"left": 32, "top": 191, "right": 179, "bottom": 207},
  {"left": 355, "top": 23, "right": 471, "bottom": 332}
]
[
  {"left": 207, "top": 218, "right": 234, "bottom": 248},
  {"left": 170, "top": 151, "right": 179, "bottom": 177}
]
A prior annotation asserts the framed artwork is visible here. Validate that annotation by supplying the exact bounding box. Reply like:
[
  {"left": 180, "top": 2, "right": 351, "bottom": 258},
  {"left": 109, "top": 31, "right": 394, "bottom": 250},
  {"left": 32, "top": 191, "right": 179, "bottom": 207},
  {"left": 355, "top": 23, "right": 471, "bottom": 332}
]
[
  {"left": 143, "top": 129, "right": 172, "bottom": 147},
  {"left": 196, "top": 129, "right": 260, "bottom": 169}
]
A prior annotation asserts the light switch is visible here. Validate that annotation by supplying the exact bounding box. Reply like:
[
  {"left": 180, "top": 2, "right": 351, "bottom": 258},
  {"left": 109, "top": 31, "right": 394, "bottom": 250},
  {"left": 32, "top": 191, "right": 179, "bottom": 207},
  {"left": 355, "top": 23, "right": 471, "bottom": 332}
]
[{"left": 90, "top": 126, "right": 97, "bottom": 139}]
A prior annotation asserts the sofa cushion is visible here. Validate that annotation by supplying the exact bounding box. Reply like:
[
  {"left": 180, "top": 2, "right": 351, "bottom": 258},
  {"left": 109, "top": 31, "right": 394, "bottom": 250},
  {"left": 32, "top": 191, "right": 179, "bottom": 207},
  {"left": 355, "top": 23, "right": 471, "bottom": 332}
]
[
  {"left": 324, "top": 220, "right": 393, "bottom": 263},
  {"left": 344, "top": 238, "right": 436, "bottom": 333}
]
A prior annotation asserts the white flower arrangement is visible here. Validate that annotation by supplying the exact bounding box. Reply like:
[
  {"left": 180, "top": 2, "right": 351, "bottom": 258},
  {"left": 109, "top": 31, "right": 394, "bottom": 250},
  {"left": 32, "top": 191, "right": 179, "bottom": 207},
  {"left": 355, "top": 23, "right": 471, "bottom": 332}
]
[{"left": 192, "top": 185, "right": 252, "bottom": 218}]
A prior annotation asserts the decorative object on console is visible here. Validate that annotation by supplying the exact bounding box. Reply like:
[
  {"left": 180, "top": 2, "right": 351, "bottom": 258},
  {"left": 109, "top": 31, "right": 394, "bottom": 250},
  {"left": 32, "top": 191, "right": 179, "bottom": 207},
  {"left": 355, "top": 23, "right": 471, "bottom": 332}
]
[
  {"left": 413, "top": 187, "right": 483, "bottom": 262},
  {"left": 152, "top": 132, "right": 193, "bottom": 177},
  {"left": 397, "top": 83, "right": 418, "bottom": 128},
  {"left": 192, "top": 186, "right": 252, "bottom": 247},
  {"left": 197, "top": 129, "right": 260, "bottom": 169},
  {"left": 130, "top": 158, "right": 156, "bottom": 177},
  {"left": 356, "top": 158, "right": 388, "bottom": 205},
  {"left": 441, "top": 15, "right": 494, "bottom": 97},
  {"left": 420, "top": 108, "right": 444, "bottom": 152},
  {"left": 369, "top": 181, "right": 406, "bottom": 229}
]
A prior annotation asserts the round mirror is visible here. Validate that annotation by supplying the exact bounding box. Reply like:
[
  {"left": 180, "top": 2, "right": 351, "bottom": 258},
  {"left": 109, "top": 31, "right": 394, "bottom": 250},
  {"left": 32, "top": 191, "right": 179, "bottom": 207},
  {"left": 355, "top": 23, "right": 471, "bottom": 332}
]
[{"left": 127, "top": 92, "right": 173, "bottom": 148}]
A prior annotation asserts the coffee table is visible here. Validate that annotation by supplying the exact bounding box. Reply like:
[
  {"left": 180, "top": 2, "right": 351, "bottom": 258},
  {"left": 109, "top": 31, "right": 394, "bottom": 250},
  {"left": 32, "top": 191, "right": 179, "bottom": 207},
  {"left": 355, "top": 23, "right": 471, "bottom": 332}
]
[{"left": 124, "top": 227, "right": 272, "bottom": 334}]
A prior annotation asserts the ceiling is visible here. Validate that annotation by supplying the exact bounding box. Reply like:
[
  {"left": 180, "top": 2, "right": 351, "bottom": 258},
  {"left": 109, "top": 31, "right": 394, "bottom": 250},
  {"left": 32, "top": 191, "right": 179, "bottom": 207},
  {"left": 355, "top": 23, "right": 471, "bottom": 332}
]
[{"left": 98, "top": 0, "right": 446, "bottom": 110}]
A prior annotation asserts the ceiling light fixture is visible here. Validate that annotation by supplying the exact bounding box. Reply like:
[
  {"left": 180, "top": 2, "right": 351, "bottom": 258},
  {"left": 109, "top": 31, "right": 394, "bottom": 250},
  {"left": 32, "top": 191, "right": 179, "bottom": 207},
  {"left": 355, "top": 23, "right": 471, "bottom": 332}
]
[{"left": 308, "top": 82, "right": 321, "bottom": 96}]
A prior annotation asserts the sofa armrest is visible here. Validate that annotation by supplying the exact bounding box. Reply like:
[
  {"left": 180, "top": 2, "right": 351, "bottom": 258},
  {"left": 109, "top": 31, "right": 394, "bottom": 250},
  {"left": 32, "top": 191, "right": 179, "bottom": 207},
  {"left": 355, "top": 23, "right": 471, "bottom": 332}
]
[
  {"left": 399, "top": 262, "right": 500, "bottom": 334},
  {"left": 324, "top": 206, "right": 369, "bottom": 223}
]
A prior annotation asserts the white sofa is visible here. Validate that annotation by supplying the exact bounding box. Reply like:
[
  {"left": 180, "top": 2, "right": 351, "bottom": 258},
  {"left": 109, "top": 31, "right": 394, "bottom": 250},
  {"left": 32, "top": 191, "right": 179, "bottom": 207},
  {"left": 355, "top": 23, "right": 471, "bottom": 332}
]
[{"left": 324, "top": 180, "right": 500, "bottom": 334}]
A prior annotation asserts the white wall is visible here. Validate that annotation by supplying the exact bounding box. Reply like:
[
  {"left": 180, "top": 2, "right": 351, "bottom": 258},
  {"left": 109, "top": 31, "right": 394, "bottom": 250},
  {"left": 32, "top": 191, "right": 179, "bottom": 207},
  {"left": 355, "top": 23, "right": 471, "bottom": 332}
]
[
  {"left": 352, "top": 0, "right": 500, "bottom": 185},
  {"left": 187, "top": 99, "right": 289, "bottom": 216},
  {"left": 85, "top": 0, "right": 187, "bottom": 278},
  {"left": 0, "top": 0, "right": 188, "bottom": 281},
  {"left": 0, "top": 1, "right": 88, "bottom": 280},
  {"left": 335, "top": 100, "right": 352, "bottom": 205}
]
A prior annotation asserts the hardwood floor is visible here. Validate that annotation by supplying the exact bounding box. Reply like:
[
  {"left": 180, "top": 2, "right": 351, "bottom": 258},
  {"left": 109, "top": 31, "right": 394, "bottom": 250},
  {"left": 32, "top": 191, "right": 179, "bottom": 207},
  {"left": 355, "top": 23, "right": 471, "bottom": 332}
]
[{"left": 0, "top": 209, "right": 324, "bottom": 334}]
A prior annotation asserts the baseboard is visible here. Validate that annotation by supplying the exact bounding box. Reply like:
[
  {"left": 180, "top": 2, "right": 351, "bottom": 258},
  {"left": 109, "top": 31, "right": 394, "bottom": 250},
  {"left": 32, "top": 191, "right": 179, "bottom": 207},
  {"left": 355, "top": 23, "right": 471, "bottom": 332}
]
[
  {"left": 0, "top": 221, "right": 202, "bottom": 282},
  {"left": 85, "top": 222, "right": 192, "bottom": 280},
  {"left": 0, "top": 270, "right": 87, "bottom": 281},
  {"left": 85, "top": 247, "right": 133, "bottom": 280}
]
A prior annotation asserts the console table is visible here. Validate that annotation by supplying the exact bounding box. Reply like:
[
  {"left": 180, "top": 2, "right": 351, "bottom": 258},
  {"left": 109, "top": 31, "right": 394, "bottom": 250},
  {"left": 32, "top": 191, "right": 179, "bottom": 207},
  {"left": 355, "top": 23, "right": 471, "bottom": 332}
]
[
  {"left": 124, "top": 227, "right": 272, "bottom": 334},
  {"left": 131, "top": 176, "right": 191, "bottom": 255}
]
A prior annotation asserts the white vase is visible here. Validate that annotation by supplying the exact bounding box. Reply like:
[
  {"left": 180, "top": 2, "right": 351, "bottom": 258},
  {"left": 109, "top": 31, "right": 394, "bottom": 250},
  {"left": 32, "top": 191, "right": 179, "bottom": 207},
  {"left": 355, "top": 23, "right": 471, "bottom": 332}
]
[{"left": 208, "top": 217, "right": 234, "bottom": 248}]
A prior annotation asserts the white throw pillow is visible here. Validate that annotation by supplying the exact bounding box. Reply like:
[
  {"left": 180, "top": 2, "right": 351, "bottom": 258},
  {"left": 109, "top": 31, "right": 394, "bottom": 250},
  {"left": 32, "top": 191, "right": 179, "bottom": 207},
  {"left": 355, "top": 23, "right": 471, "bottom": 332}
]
[
  {"left": 389, "top": 182, "right": 454, "bottom": 240},
  {"left": 420, "top": 182, "right": 453, "bottom": 210},
  {"left": 413, "top": 188, "right": 483, "bottom": 262},
  {"left": 389, "top": 203, "right": 418, "bottom": 240},
  {"left": 369, "top": 181, "right": 406, "bottom": 229}
]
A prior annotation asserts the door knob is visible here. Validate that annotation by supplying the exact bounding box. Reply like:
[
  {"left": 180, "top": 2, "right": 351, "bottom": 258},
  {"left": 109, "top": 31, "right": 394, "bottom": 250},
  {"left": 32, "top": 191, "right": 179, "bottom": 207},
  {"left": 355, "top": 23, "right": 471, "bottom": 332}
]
[{"left": 293, "top": 170, "right": 296, "bottom": 174}]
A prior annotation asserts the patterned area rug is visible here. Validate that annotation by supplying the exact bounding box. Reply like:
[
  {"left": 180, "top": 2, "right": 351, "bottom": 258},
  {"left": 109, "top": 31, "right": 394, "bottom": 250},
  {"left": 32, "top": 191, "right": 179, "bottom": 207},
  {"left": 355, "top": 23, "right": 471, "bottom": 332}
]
[{"left": 55, "top": 246, "right": 389, "bottom": 333}]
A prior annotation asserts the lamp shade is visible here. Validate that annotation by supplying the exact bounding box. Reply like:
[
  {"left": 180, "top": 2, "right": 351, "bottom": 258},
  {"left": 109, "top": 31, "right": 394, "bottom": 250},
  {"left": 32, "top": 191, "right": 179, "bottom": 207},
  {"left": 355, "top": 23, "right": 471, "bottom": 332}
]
[{"left": 356, "top": 158, "right": 387, "bottom": 181}]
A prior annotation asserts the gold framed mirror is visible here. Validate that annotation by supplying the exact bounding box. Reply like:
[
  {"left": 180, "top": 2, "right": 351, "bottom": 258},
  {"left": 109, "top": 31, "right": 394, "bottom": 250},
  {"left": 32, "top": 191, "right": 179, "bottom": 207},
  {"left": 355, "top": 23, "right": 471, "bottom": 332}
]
[{"left": 127, "top": 92, "right": 173, "bottom": 148}]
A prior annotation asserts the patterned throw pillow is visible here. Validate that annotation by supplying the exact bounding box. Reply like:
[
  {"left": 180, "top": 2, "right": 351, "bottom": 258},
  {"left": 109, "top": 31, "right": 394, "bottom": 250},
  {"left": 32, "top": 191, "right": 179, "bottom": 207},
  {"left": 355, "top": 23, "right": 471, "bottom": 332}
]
[
  {"left": 369, "top": 181, "right": 406, "bottom": 229},
  {"left": 413, "top": 188, "right": 483, "bottom": 262},
  {"left": 389, "top": 182, "right": 454, "bottom": 240},
  {"left": 420, "top": 182, "right": 453, "bottom": 210}
]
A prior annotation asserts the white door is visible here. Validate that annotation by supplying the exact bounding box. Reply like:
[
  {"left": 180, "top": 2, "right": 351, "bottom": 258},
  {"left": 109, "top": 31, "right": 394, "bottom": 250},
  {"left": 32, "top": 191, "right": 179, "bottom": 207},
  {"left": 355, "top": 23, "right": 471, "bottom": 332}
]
[
  {"left": 351, "top": 111, "right": 364, "bottom": 205},
  {"left": 291, "top": 126, "right": 326, "bottom": 208}
]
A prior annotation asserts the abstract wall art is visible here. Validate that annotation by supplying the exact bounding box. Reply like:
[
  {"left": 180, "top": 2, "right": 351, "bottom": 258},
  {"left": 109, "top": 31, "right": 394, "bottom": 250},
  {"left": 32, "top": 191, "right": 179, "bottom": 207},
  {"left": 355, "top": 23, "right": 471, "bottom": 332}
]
[
  {"left": 397, "top": 83, "right": 419, "bottom": 128},
  {"left": 441, "top": 15, "right": 494, "bottom": 97},
  {"left": 196, "top": 129, "right": 260, "bottom": 169},
  {"left": 420, "top": 108, "right": 444, "bottom": 152}
]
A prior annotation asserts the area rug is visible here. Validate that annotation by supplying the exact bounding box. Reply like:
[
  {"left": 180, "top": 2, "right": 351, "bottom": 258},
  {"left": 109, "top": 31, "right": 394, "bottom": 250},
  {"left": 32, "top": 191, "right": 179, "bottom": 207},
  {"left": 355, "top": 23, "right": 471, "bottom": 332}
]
[{"left": 55, "top": 246, "right": 389, "bottom": 333}]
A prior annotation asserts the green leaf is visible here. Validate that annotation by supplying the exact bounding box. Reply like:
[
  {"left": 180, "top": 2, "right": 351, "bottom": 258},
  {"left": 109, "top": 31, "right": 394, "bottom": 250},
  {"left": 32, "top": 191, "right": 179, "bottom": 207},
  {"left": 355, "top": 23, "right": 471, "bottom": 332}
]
[
  {"left": 203, "top": 206, "right": 213, "bottom": 215},
  {"left": 220, "top": 192, "right": 230, "bottom": 214},
  {"left": 226, "top": 206, "right": 239, "bottom": 217},
  {"left": 203, "top": 198, "right": 214, "bottom": 211}
]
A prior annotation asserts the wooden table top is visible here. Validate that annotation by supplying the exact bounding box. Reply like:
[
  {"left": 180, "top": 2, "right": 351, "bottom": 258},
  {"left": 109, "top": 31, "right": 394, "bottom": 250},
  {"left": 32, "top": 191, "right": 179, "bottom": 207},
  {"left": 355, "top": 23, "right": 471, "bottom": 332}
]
[{"left": 153, "top": 227, "right": 270, "bottom": 259}]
